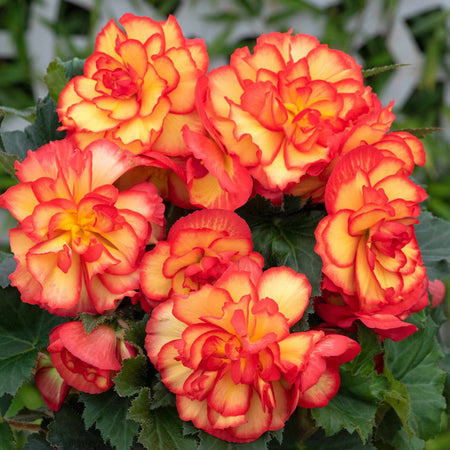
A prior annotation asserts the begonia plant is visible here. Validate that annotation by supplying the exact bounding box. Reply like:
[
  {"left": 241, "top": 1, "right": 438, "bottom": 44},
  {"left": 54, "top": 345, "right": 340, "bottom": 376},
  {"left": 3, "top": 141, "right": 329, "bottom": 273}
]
[{"left": 0, "top": 12, "right": 449, "bottom": 450}]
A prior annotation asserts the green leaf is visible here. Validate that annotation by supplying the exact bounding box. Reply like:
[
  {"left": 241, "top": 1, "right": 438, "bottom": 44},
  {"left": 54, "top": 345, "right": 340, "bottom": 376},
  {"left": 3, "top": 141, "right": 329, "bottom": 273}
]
[
  {"left": 384, "top": 312, "right": 446, "bottom": 441},
  {"left": 79, "top": 313, "right": 115, "bottom": 335},
  {"left": 124, "top": 314, "right": 149, "bottom": 349},
  {"left": 304, "top": 429, "right": 376, "bottom": 449},
  {"left": 0, "top": 394, "right": 12, "bottom": 416},
  {"left": 399, "top": 127, "right": 442, "bottom": 138},
  {"left": 61, "top": 57, "right": 86, "bottom": 80},
  {"left": 0, "top": 252, "right": 16, "bottom": 289},
  {"left": 311, "top": 388, "right": 378, "bottom": 441},
  {"left": 197, "top": 430, "right": 273, "bottom": 449},
  {"left": 0, "top": 105, "right": 35, "bottom": 123},
  {"left": 238, "top": 196, "right": 325, "bottom": 296},
  {"left": 45, "top": 60, "right": 69, "bottom": 103},
  {"left": 312, "top": 326, "right": 386, "bottom": 442},
  {"left": 150, "top": 379, "right": 176, "bottom": 410},
  {"left": 0, "top": 96, "right": 65, "bottom": 162},
  {"left": 0, "top": 420, "right": 15, "bottom": 450},
  {"left": 415, "top": 211, "right": 450, "bottom": 280},
  {"left": 23, "top": 432, "right": 54, "bottom": 449},
  {"left": 80, "top": 391, "right": 139, "bottom": 450},
  {"left": 128, "top": 388, "right": 197, "bottom": 450},
  {"left": 48, "top": 403, "right": 111, "bottom": 449},
  {"left": 362, "top": 64, "right": 409, "bottom": 78},
  {"left": 114, "top": 355, "right": 149, "bottom": 397},
  {"left": 0, "top": 287, "right": 66, "bottom": 396}
]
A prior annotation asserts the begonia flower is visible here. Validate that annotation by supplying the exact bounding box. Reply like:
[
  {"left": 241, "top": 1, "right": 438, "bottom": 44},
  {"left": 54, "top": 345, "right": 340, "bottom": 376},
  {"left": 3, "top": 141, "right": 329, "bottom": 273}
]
[
  {"left": 48, "top": 321, "right": 136, "bottom": 394},
  {"left": 145, "top": 264, "right": 360, "bottom": 442},
  {"left": 58, "top": 13, "right": 208, "bottom": 156},
  {"left": 314, "top": 146, "right": 428, "bottom": 340},
  {"left": 35, "top": 352, "right": 71, "bottom": 411},
  {"left": 199, "top": 30, "right": 390, "bottom": 201},
  {"left": 139, "top": 209, "right": 264, "bottom": 306},
  {"left": 0, "top": 139, "right": 165, "bottom": 316}
]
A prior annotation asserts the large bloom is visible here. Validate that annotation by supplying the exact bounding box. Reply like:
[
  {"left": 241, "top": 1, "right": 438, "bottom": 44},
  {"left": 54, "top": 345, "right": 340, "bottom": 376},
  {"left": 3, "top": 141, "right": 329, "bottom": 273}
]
[
  {"left": 314, "top": 146, "right": 428, "bottom": 340},
  {"left": 199, "top": 31, "right": 388, "bottom": 200},
  {"left": 139, "top": 209, "right": 264, "bottom": 306},
  {"left": 58, "top": 13, "right": 208, "bottom": 156},
  {"left": 145, "top": 264, "right": 360, "bottom": 442},
  {"left": 48, "top": 321, "right": 136, "bottom": 394},
  {"left": 0, "top": 139, "right": 165, "bottom": 315}
]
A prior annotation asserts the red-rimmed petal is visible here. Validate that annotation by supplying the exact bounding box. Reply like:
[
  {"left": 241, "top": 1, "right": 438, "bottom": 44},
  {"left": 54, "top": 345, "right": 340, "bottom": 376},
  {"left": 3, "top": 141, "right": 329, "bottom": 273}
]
[{"left": 257, "top": 267, "right": 311, "bottom": 326}]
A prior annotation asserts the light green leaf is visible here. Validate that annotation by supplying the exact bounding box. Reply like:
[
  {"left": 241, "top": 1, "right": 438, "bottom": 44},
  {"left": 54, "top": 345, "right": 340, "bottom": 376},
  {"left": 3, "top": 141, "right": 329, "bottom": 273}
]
[
  {"left": 362, "top": 64, "right": 409, "bottom": 78},
  {"left": 0, "top": 105, "right": 35, "bottom": 122},
  {"left": 114, "top": 355, "right": 149, "bottom": 397},
  {"left": 0, "top": 420, "right": 15, "bottom": 450},
  {"left": 0, "top": 288, "right": 66, "bottom": 396},
  {"left": 128, "top": 388, "right": 197, "bottom": 450},
  {"left": 399, "top": 127, "right": 442, "bottom": 139},
  {"left": 45, "top": 60, "right": 70, "bottom": 103},
  {"left": 80, "top": 391, "right": 139, "bottom": 450}
]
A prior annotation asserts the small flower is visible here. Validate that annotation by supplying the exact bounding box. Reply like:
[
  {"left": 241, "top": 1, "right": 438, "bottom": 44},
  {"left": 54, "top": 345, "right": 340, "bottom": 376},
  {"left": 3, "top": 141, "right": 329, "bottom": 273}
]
[
  {"left": 139, "top": 209, "right": 264, "bottom": 306},
  {"left": 35, "top": 352, "right": 70, "bottom": 411},
  {"left": 145, "top": 264, "right": 359, "bottom": 442},
  {"left": 314, "top": 146, "right": 428, "bottom": 340},
  {"left": 58, "top": 13, "right": 208, "bottom": 156},
  {"left": 0, "top": 139, "right": 165, "bottom": 315},
  {"left": 48, "top": 321, "right": 136, "bottom": 394}
]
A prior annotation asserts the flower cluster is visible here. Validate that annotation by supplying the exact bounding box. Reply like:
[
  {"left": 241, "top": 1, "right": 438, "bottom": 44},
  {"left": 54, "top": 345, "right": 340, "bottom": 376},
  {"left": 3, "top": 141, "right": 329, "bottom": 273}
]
[{"left": 0, "top": 12, "right": 434, "bottom": 445}]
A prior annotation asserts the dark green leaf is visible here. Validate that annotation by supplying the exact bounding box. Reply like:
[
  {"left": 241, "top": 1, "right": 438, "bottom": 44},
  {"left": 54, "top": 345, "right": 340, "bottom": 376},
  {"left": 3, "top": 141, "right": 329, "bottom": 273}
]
[
  {"left": 0, "top": 252, "right": 16, "bottom": 288},
  {"left": 48, "top": 403, "right": 111, "bottom": 449},
  {"left": 304, "top": 429, "right": 375, "bottom": 450},
  {"left": 23, "top": 432, "right": 54, "bottom": 450},
  {"left": 114, "top": 355, "right": 149, "bottom": 397},
  {"left": 124, "top": 314, "right": 150, "bottom": 349},
  {"left": 0, "top": 394, "right": 12, "bottom": 416},
  {"left": 23, "top": 97, "right": 65, "bottom": 151},
  {"left": 384, "top": 312, "right": 446, "bottom": 440},
  {"left": 197, "top": 429, "right": 272, "bottom": 449},
  {"left": 311, "top": 387, "right": 378, "bottom": 441},
  {"left": 238, "top": 196, "right": 325, "bottom": 296},
  {"left": 150, "top": 380, "right": 176, "bottom": 410},
  {"left": 0, "top": 133, "right": 31, "bottom": 160},
  {"left": 0, "top": 287, "right": 66, "bottom": 396},
  {"left": 0, "top": 96, "right": 65, "bottom": 162},
  {"left": 0, "top": 420, "right": 15, "bottom": 450},
  {"left": 312, "top": 330, "right": 386, "bottom": 445},
  {"left": 415, "top": 211, "right": 450, "bottom": 280},
  {"left": 80, "top": 391, "right": 139, "bottom": 450},
  {"left": 128, "top": 388, "right": 196, "bottom": 450},
  {"left": 362, "top": 64, "right": 409, "bottom": 78},
  {"left": 45, "top": 60, "right": 69, "bottom": 103}
]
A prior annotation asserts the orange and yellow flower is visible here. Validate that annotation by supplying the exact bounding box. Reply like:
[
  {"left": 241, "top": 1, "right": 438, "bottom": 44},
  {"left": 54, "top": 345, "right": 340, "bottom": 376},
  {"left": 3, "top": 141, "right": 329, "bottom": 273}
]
[
  {"left": 145, "top": 264, "right": 360, "bottom": 442},
  {"left": 0, "top": 139, "right": 165, "bottom": 316},
  {"left": 58, "top": 13, "right": 208, "bottom": 156},
  {"left": 314, "top": 146, "right": 428, "bottom": 340},
  {"left": 199, "top": 31, "right": 388, "bottom": 201},
  {"left": 139, "top": 209, "right": 264, "bottom": 308},
  {"left": 48, "top": 321, "right": 136, "bottom": 394}
]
